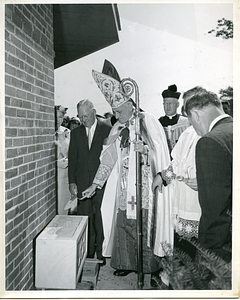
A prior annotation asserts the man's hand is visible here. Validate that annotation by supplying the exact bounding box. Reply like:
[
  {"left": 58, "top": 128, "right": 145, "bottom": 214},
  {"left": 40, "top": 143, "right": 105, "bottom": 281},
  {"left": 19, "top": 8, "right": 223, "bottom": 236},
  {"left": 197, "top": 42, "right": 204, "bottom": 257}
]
[
  {"left": 134, "top": 140, "right": 148, "bottom": 154},
  {"left": 81, "top": 184, "right": 98, "bottom": 199},
  {"left": 152, "top": 174, "right": 163, "bottom": 193},
  {"left": 69, "top": 183, "right": 78, "bottom": 196},
  {"left": 185, "top": 177, "right": 198, "bottom": 191}
]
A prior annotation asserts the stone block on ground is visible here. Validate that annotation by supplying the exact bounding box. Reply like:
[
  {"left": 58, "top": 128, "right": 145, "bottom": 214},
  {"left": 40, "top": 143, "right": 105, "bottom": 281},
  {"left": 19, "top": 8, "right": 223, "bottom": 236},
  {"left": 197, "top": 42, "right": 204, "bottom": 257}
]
[
  {"left": 81, "top": 259, "right": 100, "bottom": 287},
  {"left": 76, "top": 281, "right": 94, "bottom": 290}
]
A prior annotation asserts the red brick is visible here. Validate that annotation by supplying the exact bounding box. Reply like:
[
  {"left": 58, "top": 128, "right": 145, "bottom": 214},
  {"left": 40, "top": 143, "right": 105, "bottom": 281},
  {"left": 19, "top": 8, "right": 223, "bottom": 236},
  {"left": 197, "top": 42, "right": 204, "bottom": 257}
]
[
  {"left": 12, "top": 77, "right": 22, "bottom": 89},
  {"left": 13, "top": 214, "right": 23, "bottom": 227},
  {"left": 23, "top": 81, "right": 31, "bottom": 92},
  {"left": 13, "top": 138, "right": 24, "bottom": 147},
  {"left": 12, "top": 7, "right": 23, "bottom": 29},
  {"left": 8, "top": 117, "right": 22, "bottom": 127},
  {"left": 13, "top": 157, "right": 23, "bottom": 167},
  {"left": 18, "top": 147, "right": 28, "bottom": 156},
  {"left": 22, "top": 100, "right": 31, "bottom": 109},
  {"left": 5, "top": 21, "right": 14, "bottom": 34},
  {"left": 5, "top": 63, "right": 17, "bottom": 76},
  {"left": 16, "top": 89, "right": 26, "bottom": 100},
  {"left": 5, "top": 41, "right": 16, "bottom": 55},
  {"left": 12, "top": 236, "right": 23, "bottom": 252},
  {"left": 7, "top": 53, "right": 20, "bottom": 68},
  {"left": 6, "top": 128, "right": 17, "bottom": 137},
  {"left": 6, "top": 206, "right": 19, "bottom": 222},
  {"left": 5, "top": 75, "right": 12, "bottom": 85},
  {"left": 16, "top": 48, "right": 26, "bottom": 61},
  {"left": 5, "top": 85, "right": 16, "bottom": 97},
  {"left": 11, "top": 176, "right": 21, "bottom": 189},
  {"left": 5, "top": 180, "right": 11, "bottom": 191},
  {"left": 5, "top": 107, "right": 16, "bottom": 117},
  {"left": 5, "top": 5, "right": 12, "bottom": 19},
  {"left": 5, "top": 3, "right": 55, "bottom": 291},
  {"left": 6, "top": 187, "right": 18, "bottom": 200},
  {"left": 10, "top": 98, "right": 23, "bottom": 107},
  {"left": 6, "top": 149, "right": 18, "bottom": 159},
  {"left": 18, "top": 183, "right": 28, "bottom": 194}
]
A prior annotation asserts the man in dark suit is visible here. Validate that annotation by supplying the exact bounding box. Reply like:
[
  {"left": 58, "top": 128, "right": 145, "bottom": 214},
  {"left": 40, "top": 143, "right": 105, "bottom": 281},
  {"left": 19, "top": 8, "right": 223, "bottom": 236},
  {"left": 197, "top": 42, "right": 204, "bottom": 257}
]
[
  {"left": 68, "top": 99, "right": 111, "bottom": 261},
  {"left": 184, "top": 87, "right": 232, "bottom": 262}
]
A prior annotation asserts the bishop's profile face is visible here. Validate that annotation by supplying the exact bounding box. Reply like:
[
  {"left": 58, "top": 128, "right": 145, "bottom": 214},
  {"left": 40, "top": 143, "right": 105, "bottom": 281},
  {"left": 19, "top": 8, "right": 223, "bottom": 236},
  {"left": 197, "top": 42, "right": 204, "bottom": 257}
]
[{"left": 112, "top": 101, "right": 133, "bottom": 124}]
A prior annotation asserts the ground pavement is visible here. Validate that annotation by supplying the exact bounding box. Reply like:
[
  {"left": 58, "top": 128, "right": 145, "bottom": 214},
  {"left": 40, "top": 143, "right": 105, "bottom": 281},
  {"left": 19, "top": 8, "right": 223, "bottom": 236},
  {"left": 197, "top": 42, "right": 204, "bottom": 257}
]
[{"left": 81, "top": 257, "right": 153, "bottom": 290}]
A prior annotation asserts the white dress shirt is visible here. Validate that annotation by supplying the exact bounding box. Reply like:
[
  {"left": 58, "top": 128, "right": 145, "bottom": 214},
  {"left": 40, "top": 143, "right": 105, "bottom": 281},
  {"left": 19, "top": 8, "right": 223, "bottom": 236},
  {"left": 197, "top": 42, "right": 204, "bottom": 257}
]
[{"left": 86, "top": 118, "right": 97, "bottom": 147}]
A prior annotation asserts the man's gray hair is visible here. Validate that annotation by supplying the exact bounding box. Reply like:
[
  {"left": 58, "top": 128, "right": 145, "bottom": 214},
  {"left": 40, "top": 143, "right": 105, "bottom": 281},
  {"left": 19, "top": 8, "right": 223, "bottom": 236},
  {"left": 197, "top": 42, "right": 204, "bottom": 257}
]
[{"left": 77, "top": 99, "right": 94, "bottom": 110}]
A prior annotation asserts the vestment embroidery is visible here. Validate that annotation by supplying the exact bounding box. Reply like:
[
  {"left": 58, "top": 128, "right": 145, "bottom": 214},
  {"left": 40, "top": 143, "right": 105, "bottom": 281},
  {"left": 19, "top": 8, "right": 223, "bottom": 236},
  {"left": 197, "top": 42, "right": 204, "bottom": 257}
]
[
  {"left": 161, "top": 164, "right": 176, "bottom": 185},
  {"left": 118, "top": 157, "right": 150, "bottom": 211},
  {"left": 94, "top": 164, "right": 112, "bottom": 186}
]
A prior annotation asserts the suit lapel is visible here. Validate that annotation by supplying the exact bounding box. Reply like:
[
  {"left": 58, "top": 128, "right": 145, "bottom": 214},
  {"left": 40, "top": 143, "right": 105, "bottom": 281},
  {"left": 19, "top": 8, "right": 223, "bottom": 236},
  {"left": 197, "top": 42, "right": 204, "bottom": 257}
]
[{"left": 79, "top": 124, "right": 88, "bottom": 148}]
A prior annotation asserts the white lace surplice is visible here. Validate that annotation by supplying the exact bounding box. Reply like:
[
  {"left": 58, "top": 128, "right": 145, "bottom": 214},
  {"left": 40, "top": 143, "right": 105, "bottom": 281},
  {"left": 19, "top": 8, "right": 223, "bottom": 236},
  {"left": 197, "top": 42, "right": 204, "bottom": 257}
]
[{"left": 171, "top": 126, "right": 201, "bottom": 239}]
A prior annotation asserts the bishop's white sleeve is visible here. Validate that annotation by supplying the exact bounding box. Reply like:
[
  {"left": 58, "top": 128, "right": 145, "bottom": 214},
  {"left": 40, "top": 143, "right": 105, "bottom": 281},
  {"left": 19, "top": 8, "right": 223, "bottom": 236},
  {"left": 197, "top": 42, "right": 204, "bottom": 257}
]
[{"left": 143, "top": 113, "right": 170, "bottom": 176}]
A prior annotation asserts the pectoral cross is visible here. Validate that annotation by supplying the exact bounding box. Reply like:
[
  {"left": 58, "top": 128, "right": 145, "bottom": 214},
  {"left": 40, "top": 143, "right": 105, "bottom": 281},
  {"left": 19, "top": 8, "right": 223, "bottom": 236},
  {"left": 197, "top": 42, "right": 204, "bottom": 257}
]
[{"left": 128, "top": 196, "right": 137, "bottom": 210}]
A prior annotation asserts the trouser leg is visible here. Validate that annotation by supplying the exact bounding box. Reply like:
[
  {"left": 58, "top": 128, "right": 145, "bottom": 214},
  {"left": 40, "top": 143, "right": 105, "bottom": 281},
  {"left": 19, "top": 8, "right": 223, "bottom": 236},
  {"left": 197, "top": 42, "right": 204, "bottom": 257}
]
[{"left": 94, "top": 209, "right": 104, "bottom": 258}]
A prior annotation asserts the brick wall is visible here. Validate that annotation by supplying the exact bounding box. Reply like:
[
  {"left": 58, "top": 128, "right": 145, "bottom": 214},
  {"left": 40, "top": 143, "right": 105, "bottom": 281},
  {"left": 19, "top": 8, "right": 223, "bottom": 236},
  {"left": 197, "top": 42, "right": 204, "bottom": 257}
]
[{"left": 5, "top": 4, "right": 56, "bottom": 290}]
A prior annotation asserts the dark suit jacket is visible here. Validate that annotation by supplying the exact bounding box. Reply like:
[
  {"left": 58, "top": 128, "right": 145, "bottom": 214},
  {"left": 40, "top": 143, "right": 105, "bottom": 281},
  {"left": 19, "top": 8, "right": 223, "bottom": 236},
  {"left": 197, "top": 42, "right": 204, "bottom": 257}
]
[
  {"left": 68, "top": 118, "right": 111, "bottom": 200},
  {"left": 196, "top": 116, "right": 232, "bottom": 262}
]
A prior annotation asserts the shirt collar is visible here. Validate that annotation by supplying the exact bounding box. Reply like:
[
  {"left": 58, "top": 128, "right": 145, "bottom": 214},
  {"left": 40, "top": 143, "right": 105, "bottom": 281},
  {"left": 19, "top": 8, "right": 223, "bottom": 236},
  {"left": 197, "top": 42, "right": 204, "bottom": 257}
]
[
  {"left": 85, "top": 117, "right": 97, "bottom": 133},
  {"left": 208, "top": 114, "right": 230, "bottom": 132},
  {"left": 166, "top": 114, "right": 177, "bottom": 119}
]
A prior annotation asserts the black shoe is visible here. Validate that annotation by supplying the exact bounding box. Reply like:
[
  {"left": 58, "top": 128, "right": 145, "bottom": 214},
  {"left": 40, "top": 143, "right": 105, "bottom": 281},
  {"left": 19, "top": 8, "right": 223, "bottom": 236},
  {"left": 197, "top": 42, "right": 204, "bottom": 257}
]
[
  {"left": 97, "top": 256, "right": 106, "bottom": 266},
  {"left": 87, "top": 255, "right": 94, "bottom": 259},
  {"left": 113, "top": 270, "right": 133, "bottom": 276}
]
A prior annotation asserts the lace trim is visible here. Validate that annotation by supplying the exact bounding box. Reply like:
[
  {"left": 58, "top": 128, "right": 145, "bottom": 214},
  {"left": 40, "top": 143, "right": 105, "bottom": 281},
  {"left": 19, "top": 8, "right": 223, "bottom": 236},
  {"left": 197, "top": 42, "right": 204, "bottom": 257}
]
[{"left": 173, "top": 215, "right": 199, "bottom": 239}]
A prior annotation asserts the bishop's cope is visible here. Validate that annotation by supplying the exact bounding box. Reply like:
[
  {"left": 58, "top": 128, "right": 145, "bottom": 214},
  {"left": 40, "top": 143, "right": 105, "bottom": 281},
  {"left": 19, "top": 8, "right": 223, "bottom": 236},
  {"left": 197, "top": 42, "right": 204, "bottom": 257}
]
[{"left": 82, "top": 60, "right": 173, "bottom": 285}]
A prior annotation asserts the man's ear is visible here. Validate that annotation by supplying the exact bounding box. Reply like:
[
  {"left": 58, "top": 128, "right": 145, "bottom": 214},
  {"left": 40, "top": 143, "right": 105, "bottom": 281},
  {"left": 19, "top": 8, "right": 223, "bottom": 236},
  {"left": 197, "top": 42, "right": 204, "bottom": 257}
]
[
  {"left": 177, "top": 101, "right": 180, "bottom": 108},
  {"left": 192, "top": 109, "right": 201, "bottom": 123}
]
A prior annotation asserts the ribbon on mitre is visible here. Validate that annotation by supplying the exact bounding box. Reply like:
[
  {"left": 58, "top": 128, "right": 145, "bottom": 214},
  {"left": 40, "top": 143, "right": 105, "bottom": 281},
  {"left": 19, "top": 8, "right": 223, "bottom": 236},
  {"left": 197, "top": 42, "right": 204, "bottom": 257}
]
[{"left": 119, "top": 127, "right": 130, "bottom": 149}]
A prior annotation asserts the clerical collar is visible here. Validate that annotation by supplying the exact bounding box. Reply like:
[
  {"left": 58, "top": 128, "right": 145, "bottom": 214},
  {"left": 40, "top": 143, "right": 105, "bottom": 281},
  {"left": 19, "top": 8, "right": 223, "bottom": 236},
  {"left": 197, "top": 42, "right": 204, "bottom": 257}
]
[
  {"left": 208, "top": 114, "right": 230, "bottom": 132},
  {"left": 166, "top": 114, "right": 177, "bottom": 119}
]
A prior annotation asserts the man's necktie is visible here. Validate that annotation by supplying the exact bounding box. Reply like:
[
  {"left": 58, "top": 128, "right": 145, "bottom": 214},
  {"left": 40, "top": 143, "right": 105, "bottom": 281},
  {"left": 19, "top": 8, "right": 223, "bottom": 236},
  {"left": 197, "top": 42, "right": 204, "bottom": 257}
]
[{"left": 88, "top": 127, "right": 91, "bottom": 149}]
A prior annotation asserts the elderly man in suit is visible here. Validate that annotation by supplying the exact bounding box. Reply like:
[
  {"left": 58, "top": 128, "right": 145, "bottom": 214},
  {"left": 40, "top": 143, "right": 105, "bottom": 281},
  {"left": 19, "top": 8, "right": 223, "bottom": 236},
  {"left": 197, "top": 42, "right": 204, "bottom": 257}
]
[
  {"left": 184, "top": 86, "right": 232, "bottom": 262},
  {"left": 68, "top": 99, "right": 111, "bottom": 262}
]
